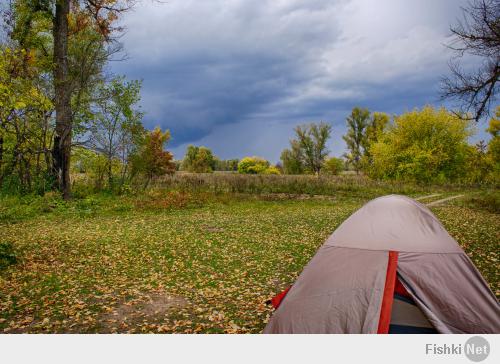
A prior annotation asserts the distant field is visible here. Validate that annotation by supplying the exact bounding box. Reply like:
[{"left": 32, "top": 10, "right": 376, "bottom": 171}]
[{"left": 0, "top": 189, "right": 498, "bottom": 333}]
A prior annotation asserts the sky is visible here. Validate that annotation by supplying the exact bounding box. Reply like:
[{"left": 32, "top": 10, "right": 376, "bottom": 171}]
[{"left": 110, "top": 0, "right": 490, "bottom": 162}]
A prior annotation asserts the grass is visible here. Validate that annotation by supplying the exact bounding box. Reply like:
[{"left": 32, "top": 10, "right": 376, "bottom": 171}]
[
  {"left": 0, "top": 188, "right": 498, "bottom": 333},
  {"left": 150, "top": 172, "right": 474, "bottom": 196}
]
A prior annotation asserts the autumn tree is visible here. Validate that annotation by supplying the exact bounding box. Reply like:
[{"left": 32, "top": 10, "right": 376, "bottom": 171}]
[
  {"left": 6, "top": 0, "right": 137, "bottom": 198},
  {"left": 370, "top": 106, "right": 472, "bottom": 183},
  {"left": 343, "top": 107, "right": 370, "bottom": 173},
  {"left": 441, "top": 0, "right": 500, "bottom": 121},
  {"left": 130, "top": 127, "right": 175, "bottom": 188}
]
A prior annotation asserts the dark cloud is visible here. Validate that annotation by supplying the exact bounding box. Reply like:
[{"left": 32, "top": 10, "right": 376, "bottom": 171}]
[{"left": 110, "top": 0, "right": 488, "bottom": 162}]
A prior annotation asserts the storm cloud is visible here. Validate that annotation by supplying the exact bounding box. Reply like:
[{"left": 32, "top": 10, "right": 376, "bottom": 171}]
[{"left": 110, "top": 0, "right": 484, "bottom": 161}]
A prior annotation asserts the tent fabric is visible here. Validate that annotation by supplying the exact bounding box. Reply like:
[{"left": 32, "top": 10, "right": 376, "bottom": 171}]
[
  {"left": 324, "top": 195, "right": 461, "bottom": 253},
  {"left": 398, "top": 252, "right": 500, "bottom": 334},
  {"left": 263, "top": 247, "right": 388, "bottom": 334},
  {"left": 263, "top": 195, "right": 500, "bottom": 334}
]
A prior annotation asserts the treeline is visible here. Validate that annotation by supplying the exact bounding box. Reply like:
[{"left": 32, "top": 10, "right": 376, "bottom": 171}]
[
  {"left": 178, "top": 105, "right": 499, "bottom": 186},
  {"left": 278, "top": 106, "right": 499, "bottom": 184}
]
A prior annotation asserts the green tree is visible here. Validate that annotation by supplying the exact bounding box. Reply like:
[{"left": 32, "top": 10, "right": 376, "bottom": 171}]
[
  {"left": 0, "top": 47, "right": 53, "bottom": 192},
  {"left": 486, "top": 106, "right": 500, "bottom": 181},
  {"left": 343, "top": 107, "right": 370, "bottom": 173},
  {"left": 323, "top": 157, "right": 344, "bottom": 175},
  {"left": 370, "top": 106, "right": 472, "bottom": 183},
  {"left": 365, "top": 112, "right": 390, "bottom": 156},
  {"left": 464, "top": 141, "right": 493, "bottom": 184},
  {"left": 280, "top": 140, "right": 304, "bottom": 175},
  {"left": 294, "top": 122, "right": 332, "bottom": 174},
  {"left": 181, "top": 145, "right": 216, "bottom": 173},
  {"left": 71, "top": 146, "right": 109, "bottom": 190},
  {"left": 87, "top": 77, "right": 144, "bottom": 188},
  {"left": 213, "top": 158, "right": 239, "bottom": 171},
  {"left": 237, "top": 157, "right": 270, "bottom": 174},
  {"left": 361, "top": 112, "right": 390, "bottom": 172}
]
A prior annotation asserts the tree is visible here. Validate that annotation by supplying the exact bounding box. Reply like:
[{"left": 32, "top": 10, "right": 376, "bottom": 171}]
[
  {"left": 464, "top": 141, "right": 494, "bottom": 184},
  {"left": 323, "top": 157, "right": 344, "bottom": 175},
  {"left": 0, "top": 47, "right": 53, "bottom": 191},
  {"left": 370, "top": 106, "right": 472, "bottom": 183},
  {"left": 280, "top": 140, "right": 304, "bottom": 175},
  {"left": 294, "top": 122, "right": 332, "bottom": 174},
  {"left": 181, "top": 145, "right": 216, "bottom": 173},
  {"left": 130, "top": 127, "right": 175, "bottom": 188},
  {"left": 237, "top": 157, "right": 270, "bottom": 174},
  {"left": 87, "top": 77, "right": 144, "bottom": 187},
  {"left": 71, "top": 146, "right": 108, "bottom": 190},
  {"left": 486, "top": 106, "right": 500, "bottom": 179},
  {"left": 213, "top": 158, "right": 239, "bottom": 171},
  {"left": 364, "top": 112, "right": 390, "bottom": 156},
  {"left": 8, "top": 0, "right": 136, "bottom": 198},
  {"left": 361, "top": 112, "right": 390, "bottom": 172},
  {"left": 441, "top": 0, "right": 500, "bottom": 122},
  {"left": 226, "top": 159, "right": 239, "bottom": 171},
  {"left": 343, "top": 107, "right": 370, "bottom": 173}
]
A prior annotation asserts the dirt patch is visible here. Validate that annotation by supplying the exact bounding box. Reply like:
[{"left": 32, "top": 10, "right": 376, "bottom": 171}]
[
  {"left": 97, "top": 293, "right": 188, "bottom": 333},
  {"left": 202, "top": 224, "right": 225, "bottom": 233}
]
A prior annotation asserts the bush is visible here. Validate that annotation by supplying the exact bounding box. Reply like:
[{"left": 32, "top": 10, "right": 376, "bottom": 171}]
[
  {"left": 323, "top": 157, "right": 344, "bottom": 175},
  {"left": 461, "top": 191, "right": 500, "bottom": 214},
  {"left": 262, "top": 166, "right": 282, "bottom": 175},
  {"left": 237, "top": 157, "right": 270, "bottom": 174},
  {"left": 0, "top": 242, "right": 18, "bottom": 270}
]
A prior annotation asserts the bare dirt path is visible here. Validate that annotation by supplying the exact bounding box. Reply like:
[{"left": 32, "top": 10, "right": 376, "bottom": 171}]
[
  {"left": 414, "top": 193, "right": 442, "bottom": 201},
  {"left": 426, "top": 194, "right": 465, "bottom": 207}
]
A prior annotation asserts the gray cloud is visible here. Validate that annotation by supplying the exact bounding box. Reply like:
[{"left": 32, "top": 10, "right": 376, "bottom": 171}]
[{"left": 110, "top": 0, "right": 487, "bottom": 162}]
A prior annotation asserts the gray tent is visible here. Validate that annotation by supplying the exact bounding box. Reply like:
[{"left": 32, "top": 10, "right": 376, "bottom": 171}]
[{"left": 264, "top": 195, "right": 500, "bottom": 334}]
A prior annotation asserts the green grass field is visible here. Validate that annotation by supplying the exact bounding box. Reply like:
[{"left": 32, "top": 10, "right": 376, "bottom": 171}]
[{"left": 0, "top": 190, "right": 498, "bottom": 333}]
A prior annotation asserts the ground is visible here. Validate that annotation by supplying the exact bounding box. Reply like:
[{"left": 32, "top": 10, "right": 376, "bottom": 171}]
[{"left": 0, "top": 191, "right": 498, "bottom": 333}]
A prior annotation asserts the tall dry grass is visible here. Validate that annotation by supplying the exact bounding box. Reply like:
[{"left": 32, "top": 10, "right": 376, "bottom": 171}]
[{"left": 148, "top": 172, "right": 456, "bottom": 197}]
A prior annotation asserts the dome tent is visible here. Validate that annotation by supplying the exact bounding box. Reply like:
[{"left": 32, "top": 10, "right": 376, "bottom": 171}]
[{"left": 264, "top": 195, "right": 500, "bottom": 334}]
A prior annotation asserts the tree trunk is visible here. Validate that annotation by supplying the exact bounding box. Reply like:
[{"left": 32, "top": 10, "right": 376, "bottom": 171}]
[
  {"left": 52, "top": 0, "right": 72, "bottom": 199},
  {"left": 108, "top": 158, "right": 113, "bottom": 188}
]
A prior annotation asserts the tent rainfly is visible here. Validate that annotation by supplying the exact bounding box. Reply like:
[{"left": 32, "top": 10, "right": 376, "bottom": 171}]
[{"left": 264, "top": 195, "right": 500, "bottom": 334}]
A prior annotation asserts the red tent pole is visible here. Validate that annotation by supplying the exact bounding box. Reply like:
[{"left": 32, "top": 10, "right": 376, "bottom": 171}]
[{"left": 377, "top": 251, "right": 399, "bottom": 334}]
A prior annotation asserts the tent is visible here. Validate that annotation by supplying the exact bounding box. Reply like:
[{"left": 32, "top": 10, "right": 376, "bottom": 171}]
[{"left": 263, "top": 195, "right": 500, "bottom": 334}]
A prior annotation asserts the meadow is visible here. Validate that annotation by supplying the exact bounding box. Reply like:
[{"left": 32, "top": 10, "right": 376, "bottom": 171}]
[{"left": 0, "top": 174, "right": 498, "bottom": 333}]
